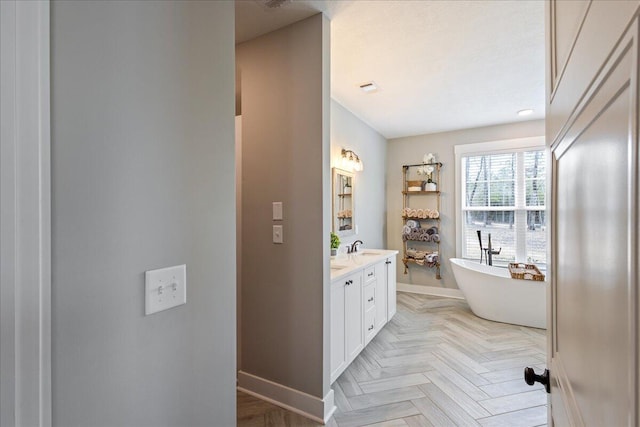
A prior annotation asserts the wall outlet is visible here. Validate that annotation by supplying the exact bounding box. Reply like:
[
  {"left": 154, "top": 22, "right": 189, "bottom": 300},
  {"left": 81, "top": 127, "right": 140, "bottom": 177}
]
[{"left": 145, "top": 264, "right": 186, "bottom": 315}]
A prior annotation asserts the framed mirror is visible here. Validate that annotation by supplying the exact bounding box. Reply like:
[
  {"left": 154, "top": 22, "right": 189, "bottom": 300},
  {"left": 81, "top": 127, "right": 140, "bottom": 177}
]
[{"left": 332, "top": 168, "right": 355, "bottom": 237}]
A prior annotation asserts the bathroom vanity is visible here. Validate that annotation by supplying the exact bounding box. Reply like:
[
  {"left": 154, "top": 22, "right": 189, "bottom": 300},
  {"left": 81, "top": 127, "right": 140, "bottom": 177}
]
[{"left": 330, "top": 249, "right": 398, "bottom": 383}]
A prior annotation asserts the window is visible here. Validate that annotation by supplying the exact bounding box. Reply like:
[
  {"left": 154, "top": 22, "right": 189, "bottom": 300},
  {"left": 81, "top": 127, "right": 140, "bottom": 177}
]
[{"left": 455, "top": 137, "right": 547, "bottom": 268}]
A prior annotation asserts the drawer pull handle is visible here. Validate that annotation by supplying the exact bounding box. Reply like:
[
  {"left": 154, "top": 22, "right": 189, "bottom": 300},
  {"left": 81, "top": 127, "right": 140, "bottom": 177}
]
[
  {"left": 385, "top": 260, "right": 392, "bottom": 265},
  {"left": 368, "top": 272, "right": 374, "bottom": 277},
  {"left": 368, "top": 325, "right": 374, "bottom": 331},
  {"left": 368, "top": 297, "right": 374, "bottom": 302}
]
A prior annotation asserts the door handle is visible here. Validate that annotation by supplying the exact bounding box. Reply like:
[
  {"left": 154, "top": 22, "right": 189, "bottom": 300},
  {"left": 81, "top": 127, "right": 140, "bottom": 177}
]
[{"left": 524, "top": 367, "right": 550, "bottom": 393}]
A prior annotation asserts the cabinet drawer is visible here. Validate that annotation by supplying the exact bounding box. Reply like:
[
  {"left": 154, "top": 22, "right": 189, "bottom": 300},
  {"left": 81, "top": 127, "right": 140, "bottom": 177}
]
[
  {"left": 364, "top": 266, "right": 376, "bottom": 282},
  {"left": 364, "top": 283, "right": 375, "bottom": 311}
]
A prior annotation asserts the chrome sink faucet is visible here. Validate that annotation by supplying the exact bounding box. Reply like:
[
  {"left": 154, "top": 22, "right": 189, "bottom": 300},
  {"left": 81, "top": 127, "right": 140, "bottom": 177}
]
[{"left": 348, "top": 240, "right": 363, "bottom": 254}]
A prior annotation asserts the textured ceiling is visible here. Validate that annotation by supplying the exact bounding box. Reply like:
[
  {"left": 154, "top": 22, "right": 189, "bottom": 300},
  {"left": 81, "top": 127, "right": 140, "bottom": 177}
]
[{"left": 236, "top": 0, "right": 545, "bottom": 139}]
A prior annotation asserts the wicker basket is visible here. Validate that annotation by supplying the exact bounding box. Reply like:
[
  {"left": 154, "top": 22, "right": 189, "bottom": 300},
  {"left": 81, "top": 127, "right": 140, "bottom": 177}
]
[
  {"left": 508, "top": 263, "right": 545, "bottom": 281},
  {"left": 407, "top": 180, "right": 423, "bottom": 187}
]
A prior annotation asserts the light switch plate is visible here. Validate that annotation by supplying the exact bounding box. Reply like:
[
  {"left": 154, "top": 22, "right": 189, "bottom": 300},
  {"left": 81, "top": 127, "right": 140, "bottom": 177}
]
[
  {"left": 272, "top": 202, "right": 283, "bottom": 220},
  {"left": 273, "top": 225, "right": 283, "bottom": 244},
  {"left": 145, "top": 264, "right": 186, "bottom": 315}
]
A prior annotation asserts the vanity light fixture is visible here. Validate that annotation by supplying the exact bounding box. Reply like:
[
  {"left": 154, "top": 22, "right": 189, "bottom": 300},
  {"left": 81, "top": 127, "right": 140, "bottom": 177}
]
[
  {"left": 341, "top": 149, "right": 364, "bottom": 172},
  {"left": 517, "top": 109, "right": 534, "bottom": 116}
]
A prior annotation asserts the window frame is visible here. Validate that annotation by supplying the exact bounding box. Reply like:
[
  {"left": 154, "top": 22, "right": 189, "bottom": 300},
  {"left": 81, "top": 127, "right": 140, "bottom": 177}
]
[{"left": 455, "top": 136, "right": 546, "bottom": 266}]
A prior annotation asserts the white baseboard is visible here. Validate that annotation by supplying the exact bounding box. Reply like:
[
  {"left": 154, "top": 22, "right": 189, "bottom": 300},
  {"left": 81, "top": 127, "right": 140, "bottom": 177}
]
[
  {"left": 237, "top": 371, "right": 336, "bottom": 424},
  {"left": 397, "top": 282, "right": 465, "bottom": 300}
]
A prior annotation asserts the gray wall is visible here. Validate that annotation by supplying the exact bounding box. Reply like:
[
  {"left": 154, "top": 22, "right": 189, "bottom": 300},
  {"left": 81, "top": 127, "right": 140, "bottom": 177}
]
[
  {"left": 51, "top": 2, "right": 236, "bottom": 426},
  {"left": 236, "top": 14, "right": 331, "bottom": 398},
  {"left": 387, "top": 120, "right": 545, "bottom": 289},
  {"left": 331, "top": 100, "right": 388, "bottom": 250}
]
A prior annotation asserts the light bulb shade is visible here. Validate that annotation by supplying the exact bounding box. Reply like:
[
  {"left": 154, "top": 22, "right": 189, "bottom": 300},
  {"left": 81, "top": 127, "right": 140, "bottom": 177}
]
[{"left": 341, "top": 155, "right": 351, "bottom": 170}]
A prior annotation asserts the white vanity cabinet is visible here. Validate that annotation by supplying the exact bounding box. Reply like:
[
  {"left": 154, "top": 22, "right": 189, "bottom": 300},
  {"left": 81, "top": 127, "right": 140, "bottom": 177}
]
[
  {"left": 330, "top": 271, "right": 363, "bottom": 382},
  {"left": 330, "top": 251, "right": 398, "bottom": 383}
]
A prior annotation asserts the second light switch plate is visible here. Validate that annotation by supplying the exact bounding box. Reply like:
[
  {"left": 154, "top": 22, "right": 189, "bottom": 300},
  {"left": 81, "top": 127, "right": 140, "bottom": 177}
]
[
  {"left": 273, "top": 225, "right": 283, "bottom": 243},
  {"left": 272, "top": 202, "right": 283, "bottom": 220}
]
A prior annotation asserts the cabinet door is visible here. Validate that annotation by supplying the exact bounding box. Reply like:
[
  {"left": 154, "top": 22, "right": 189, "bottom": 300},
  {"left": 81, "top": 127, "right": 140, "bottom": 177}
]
[
  {"left": 330, "top": 279, "right": 346, "bottom": 382},
  {"left": 344, "top": 273, "right": 364, "bottom": 362},
  {"left": 386, "top": 256, "right": 397, "bottom": 319},
  {"left": 364, "top": 307, "right": 376, "bottom": 345},
  {"left": 374, "top": 261, "right": 387, "bottom": 330}
]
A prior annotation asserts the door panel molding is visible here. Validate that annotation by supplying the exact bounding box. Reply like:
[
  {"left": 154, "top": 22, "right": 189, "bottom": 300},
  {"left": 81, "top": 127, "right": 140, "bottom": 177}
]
[
  {"left": 548, "top": 0, "right": 591, "bottom": 100},
  {"left": 551, "top": 355, "right": 583, "bottom": 426},
  {"left": 552, "top": 39, "right": 633, "bottom": 157},
  {"left": 549, "top": 15, "right": 638, "bottom": 426},
  {"left": 547, "top": 1, "right": 640, "bottom": 144},
  {"left": 0, "top": 1, "right": 51, "bottom": 426}
]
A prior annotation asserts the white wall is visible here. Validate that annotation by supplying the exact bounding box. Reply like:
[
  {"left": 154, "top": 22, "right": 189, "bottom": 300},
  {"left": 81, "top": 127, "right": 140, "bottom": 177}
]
[
  {"left": 331, "top": 100, "right": 388, "bottom": 250},
  {"left": 387, "top": 120, "right": 545, "bottom": 290},
  {"left": 51, "top": 2, "right": 236, "bottom": 425},
  {"left": 236, "top": 13, "right": 331, "bottom": 409}
]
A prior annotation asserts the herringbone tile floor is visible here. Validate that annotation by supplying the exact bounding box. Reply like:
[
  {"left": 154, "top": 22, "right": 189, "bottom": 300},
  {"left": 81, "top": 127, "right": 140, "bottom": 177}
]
[{"left": 238, "top": 292, "right": 548, "bottom": 427}]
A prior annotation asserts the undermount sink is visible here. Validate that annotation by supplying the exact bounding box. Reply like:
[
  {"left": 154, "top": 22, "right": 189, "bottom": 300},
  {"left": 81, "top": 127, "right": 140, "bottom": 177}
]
[{"left": 358, "top": 251, "right": 382, "bottom": 256}]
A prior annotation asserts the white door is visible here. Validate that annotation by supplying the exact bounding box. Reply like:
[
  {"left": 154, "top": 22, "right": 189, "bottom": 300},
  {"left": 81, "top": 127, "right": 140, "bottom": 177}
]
[
  {"left": 546, "top": 1, "right": 640, "bottom": 425},
  {"left": 344, "top": 273, "right": 364, "bottom": 362},
  {"left": 386, "top": 256, "right": 397, "bottom": 319},
  {"left": 374, "top": 261, "right": 387, "bottom": 330}
]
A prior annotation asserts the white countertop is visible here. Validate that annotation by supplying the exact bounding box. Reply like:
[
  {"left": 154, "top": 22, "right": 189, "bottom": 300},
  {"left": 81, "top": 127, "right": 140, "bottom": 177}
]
[{"left": 330, "top": 249, "right": 399, "bottom": 281}]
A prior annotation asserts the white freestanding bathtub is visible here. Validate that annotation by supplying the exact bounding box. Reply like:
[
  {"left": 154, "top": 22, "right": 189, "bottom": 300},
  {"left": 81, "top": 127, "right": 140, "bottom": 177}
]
[{"left": 450, "top": 258, "right": 547, "bottom": 329}]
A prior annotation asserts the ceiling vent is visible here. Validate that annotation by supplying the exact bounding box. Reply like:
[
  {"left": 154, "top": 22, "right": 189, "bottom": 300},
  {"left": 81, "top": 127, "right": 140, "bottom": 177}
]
[
  {"left": 262, "top": 0, "right": 290, "bottom": 9},
  {"left": 359, "top": 82, "right": 378, "bottom": 93}
]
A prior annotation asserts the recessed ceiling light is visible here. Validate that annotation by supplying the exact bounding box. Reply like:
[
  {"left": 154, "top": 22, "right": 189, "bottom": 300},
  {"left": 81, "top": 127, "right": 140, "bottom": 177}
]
[
  {"left": 517, "top": 109, "right": 534, "bottom": 116},
  {"left": 359, "top": 82, "right": 378, "bottom": 93}
]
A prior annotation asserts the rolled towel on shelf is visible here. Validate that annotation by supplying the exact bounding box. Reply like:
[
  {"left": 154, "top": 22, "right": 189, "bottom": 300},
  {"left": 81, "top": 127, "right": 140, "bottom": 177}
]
[
  {"left": 402, "top": 225, "right": 411, "bottom": 235},
  {"left": 406, "top": 220, "right": 419, "bottom": 229},
  {"left": 431, "top": 210, "right": 440, "bottom": 218},
  {"left": 415, "top": 250, "right": 427, "bottom": 259},
  {"left": 416, "top": 208, "right": 424, "bottom": 218},
  {"left": 426, "top": 226, "right": 438, "bottom": 235},
  {"left": 425, "top": 252, "right": 439, "bottom": 263},
  {"left": 431, "top": 234, "right": 440, "bottom": 243}
]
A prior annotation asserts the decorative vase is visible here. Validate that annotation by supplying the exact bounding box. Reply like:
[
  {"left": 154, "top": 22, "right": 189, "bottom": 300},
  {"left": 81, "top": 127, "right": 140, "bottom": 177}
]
[
  {"left": 331, "top": 248, "right": 337, "bottom": 256},
  {"left": 425, "top": 182, "right": 437, "bottom": 192}
]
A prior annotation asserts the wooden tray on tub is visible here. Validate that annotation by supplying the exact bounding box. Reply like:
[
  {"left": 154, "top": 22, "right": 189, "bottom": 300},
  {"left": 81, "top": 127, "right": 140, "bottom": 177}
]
[{"left": 508, "top": 263, "right": 545, "bottom": 281}]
